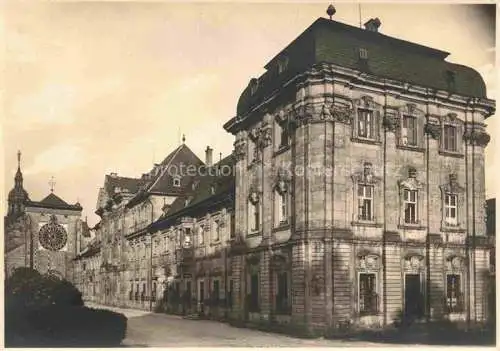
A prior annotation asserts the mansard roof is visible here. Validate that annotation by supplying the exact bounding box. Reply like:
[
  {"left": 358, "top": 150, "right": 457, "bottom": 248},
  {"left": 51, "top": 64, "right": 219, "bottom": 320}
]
[
  {"left": 28, "top": 192, "right": 82, "bottom": 211},
  {"left": 148, "top": 154, "right": 235, "bottom": 232},
  {"left": 231, "top": 17, "right": 489, "bottom": 122}
]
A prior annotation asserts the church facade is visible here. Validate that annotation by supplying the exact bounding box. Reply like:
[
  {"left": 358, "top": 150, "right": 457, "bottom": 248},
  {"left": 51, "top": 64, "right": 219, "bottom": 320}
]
[
  {"left": 70, "top": 15, "right": 494, "bottom": 335},
  {"left": 4, "top": 152, "right": 85, "bottom": 280}
]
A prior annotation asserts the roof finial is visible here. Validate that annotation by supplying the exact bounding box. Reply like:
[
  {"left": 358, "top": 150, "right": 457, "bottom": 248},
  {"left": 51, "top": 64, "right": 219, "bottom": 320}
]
[
  {"left": 182, "top": 134, "right": 186, "bottom": 144},
  {"left": 49, "top": 176, "right": 56, "bottom": 193},
  {"left": 17, "top": 150, "right": 21, "bottom": 169},
  {"left": 326, "top": 4, "right": 336, "bottom": 20}
]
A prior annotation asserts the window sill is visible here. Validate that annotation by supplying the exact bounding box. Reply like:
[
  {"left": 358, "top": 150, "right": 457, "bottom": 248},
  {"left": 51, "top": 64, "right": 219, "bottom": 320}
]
[
  {"left": 439, "top": 150, "right": 464, "bottom": 158},
  {"left": 398, "top": 224, "right": 426, "bottom": 230},
  {"left": 441, "top": 226, "right": 466, "bottom": 233},
  {"left": 351, "top": 137, "right": 381, "bottom": 146},
  {"left": 272, "top": 222, "right": 290, "bottom": 232},
  {"left": 351, "top": 221, "right": 382, "bottom": 228},
  {"left": 273, "top": 145, "right": 291, "bottom": 157},
  {"left": 396, "top": 144, "right": 425, "bottom": 153},
  {"left": 210, "top": 240, "right": 221, "bottom": 247},
  {"left": 247, "top": 231, "right": 261, "bottom": 238}
]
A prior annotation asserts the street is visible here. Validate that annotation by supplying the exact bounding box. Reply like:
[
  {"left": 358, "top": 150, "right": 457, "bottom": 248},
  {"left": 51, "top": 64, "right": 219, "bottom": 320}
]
[{"left": 86, "top": 303, "right": 383, "bottom": 347}]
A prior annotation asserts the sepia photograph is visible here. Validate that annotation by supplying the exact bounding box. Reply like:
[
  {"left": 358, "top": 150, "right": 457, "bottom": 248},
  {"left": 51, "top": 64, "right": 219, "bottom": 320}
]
[{"left": 3, "top": 1, "right": 497, "bottom": 347}]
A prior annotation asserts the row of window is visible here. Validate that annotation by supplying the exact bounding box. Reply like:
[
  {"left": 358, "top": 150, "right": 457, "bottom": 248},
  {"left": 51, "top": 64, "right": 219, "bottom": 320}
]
[
  {"left": 247, "top": 110, "right": 463, "bottom": 166},
  {"left": 247, "top": 187, "right": 460, "bottom": 232},
  {"left": 244, "top": 271, "right": 464, "bottom": 316},
  {"left": 357, "top": 184, "right": 458, "bottom": 226}
]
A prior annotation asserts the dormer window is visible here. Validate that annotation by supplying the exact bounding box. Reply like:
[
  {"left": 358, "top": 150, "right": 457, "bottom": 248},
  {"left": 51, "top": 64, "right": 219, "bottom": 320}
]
[
  {"left": 173, "top": 176, "right": 181, "bottom": 187},
  {"left": 359, "top": 48, "right": 368, "bottom": 60},
  {"left": 445, "top": 70, "right": 456, "bottom": 91},
  {"left": 250, "top": 78, "right": 259, "bottom": 95},
  {"left": 277, "top": 57, "right": 289, "bottom": 74}
]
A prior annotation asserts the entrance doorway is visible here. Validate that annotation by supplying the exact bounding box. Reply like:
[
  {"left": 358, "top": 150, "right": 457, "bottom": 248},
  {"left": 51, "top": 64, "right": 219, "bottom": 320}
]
[{"left": 404, "top": 274, "right": 424, "bottom": 319}]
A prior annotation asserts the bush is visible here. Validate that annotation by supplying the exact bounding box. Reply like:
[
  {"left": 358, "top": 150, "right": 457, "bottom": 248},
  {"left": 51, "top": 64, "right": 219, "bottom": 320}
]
[
  {"left": 5, "top": 268, "right": 83, "bottom": 310},
  {"left": 5, "top": 267, "right": 127, "bottom": 347}
]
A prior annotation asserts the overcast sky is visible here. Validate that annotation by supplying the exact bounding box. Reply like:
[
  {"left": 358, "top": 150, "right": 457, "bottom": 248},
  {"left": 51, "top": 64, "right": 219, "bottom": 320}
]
[{"left": 3, "top": 2, "right": 496, "bottom": 225}]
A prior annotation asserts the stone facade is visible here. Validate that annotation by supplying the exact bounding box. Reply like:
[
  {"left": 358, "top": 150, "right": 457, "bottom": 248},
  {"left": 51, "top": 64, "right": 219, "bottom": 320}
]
[
  {"left": 71, "top": 16, "right": 495, "bottom": 336},
  {"left": 4, "top": 153, "right": 84, "bottom": 280}
]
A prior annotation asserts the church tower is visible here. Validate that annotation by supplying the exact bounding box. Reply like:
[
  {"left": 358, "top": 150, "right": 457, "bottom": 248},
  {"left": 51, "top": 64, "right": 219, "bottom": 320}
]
[{"left": 7, "top": 151, "right": 30, "bottom": 219}]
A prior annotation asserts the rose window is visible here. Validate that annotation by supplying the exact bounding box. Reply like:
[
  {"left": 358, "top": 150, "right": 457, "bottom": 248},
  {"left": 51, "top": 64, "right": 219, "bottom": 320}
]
[{"left": 39, "top": 215, "right": 68, "bottom": 251}]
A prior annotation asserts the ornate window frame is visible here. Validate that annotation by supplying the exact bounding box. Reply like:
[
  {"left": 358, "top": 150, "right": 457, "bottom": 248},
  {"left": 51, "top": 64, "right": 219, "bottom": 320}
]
[
  {"left": 439, "top": 174, "right": 466, "bottom": 232},
  {"left": 273, "top": 169, "right": 291, "bottom": 228},
  {"left": 356, "top": 251, "right": 382, "bottom": 316},
  {"left": 247, "top": 186, "right": 261, "bottom": 236},
  {"left": 445, "top": 255, "right": 466, "bottom": 313},
  {"left": 398, "top": 167, "right": 425, "bottom": 229},
  {"left": 351, "top": 96, "right": 382, "bottom": 144},
  {"left": 274, "top": 110, "right": 291, "bottom": 154},
  {"left": 439, "top": 113, "right": 464, "bottom": 157},
  {"left": 351, "top": 162, "right": 382, "bottom": 226},
  {"left": 397, "top": 103, "right": 425, "bottom": 151}
]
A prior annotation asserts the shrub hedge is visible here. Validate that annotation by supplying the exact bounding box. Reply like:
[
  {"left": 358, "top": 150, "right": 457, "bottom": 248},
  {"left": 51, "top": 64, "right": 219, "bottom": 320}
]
[{"left": 5, "top": 268, "right": 127, "bottom": 347}]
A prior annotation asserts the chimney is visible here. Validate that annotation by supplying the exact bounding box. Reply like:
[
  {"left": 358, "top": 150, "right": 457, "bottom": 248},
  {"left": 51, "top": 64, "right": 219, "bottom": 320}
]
[
  {"left": 364, "top": 18, "right": 381, "bottom": 32},
  {"left": 110, "top": 172, "right": 118, "bottom": 178},
  {"left": 205, "top": 146, "right": 213, "bottom": 167}
]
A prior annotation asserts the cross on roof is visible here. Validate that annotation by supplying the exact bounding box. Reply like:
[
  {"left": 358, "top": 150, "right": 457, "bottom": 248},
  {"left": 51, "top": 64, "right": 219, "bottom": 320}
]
[{"left": 49, "top": 176, "right": 56, "bottom": 193}]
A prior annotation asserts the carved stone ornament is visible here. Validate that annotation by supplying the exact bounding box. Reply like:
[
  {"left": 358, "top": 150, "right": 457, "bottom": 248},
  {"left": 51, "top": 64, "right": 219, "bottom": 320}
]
[
  {"left": 463, "top": 128, "right": 491, "bottom": 147},
  {"left": 398, "top": 167, "right": 423, "bottom": 190},
  {"left": 330, "top": 104, "right": 353, "bottom": 124},
  {"left": 424, "top": 123, "right": 441, "bottom": 140},
  {"left": 352, "top": 162, "right": 380, "bottom": 184},
  {"left": 275, "top": 168, "right": 290, "bottom": 195},
  {"left": 383, "top": 112, "right": 400, "bottom": 133},
  {"left": 289, "top": 104, "right": 316, "bottom": 127},
  {"left": 357, "top": 254, "right": 380, "bottom": 270},
  {"left": 249, "top": 127, "right": 260, "bottom": 142},
  {"left": 233, "top": 138, "right": 247, "bottom": 161},
  {"left": 248, "top": 186, "right": 260, "bottom": 205},
  {"left": 440, "top": 173, "right": 465, "bottom": 194},
  {"left": 446, "top": 256, "right": 464, "bottom": 271},
  {"left": 404, "top": 255, "right": 423, "bottom": 271},
  {"left": 258, "top": 123, "right": 273, "bottom": 149},
  {"left": 270, "top": 254, "right": 288, "bottom": 271},
  {"left": 275, "top": 109, "right": 287, "bottom": 125}
]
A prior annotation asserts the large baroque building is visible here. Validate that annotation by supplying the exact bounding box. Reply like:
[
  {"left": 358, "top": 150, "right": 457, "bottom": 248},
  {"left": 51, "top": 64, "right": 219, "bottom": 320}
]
[
  {"left": 72, "top": 15, "right": 494, "bottom": 335},
  {"left": 4, "top": 152, "right": 86, "bottom": 280}
]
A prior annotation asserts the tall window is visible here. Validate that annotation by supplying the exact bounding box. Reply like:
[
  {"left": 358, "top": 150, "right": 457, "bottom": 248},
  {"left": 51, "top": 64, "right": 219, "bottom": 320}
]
[
  {"left": 152, "top": 282, "right": 157, "bottom": 302},
  {"left": 444, "top": 194, "right": 458, "bottom": 226},
  {"left": 230, "top": 212, "right": 235, "bottom": 238},
  {"left": 249, "top": 202, "right": 260, "bottom": 232},
  {"left": 404, "top": 189, "right": 418, "bottom": 224},
  {"left": 443, "top": 125, "right": 457, "bottom": 152},
  {"left": 402, "top": 115, "right": 417, "bottom": 146},
  {"left": 276, "top": 191, "right": 289, "bottom": 225},
  {"left": 276, "top": 272, "right": 290, "bottom": 314},
  {"left": 358, "top": 109, "right": 374, "bottom": 139},
  {"left": 248, "top": 271, "right": 259, "bottom": 312},
  {"left": 199, "top": 281, "right": 205, "bottom": 303},
  {"left": 141, "top": 283, "right": 146, "bottom": 301},
  {"left": 129, "top": 283, "right": 133, "bottom": 301},
  {"left": 228, "top": 279, "right": 234, "bottom": 309},
  {"left": 135, "top": 283, "right": 139, "bottom": 301},
  {"left": 359, "top": 273, "right": 378, "bottom": 315},
  {"left": 358, "top": 184, "right": 374, "bottom": 221},
  {"left": 446, "top": 274, "right": 463, "bottom": 313},
  {"left": 279, "top": 123, "right": 289, "bottom": 149},
  {"left": 213, "top": 220, "right": 220, "bottom": 242},
  {"left": 198, "top": 225, "right": 204, "bottom": 245},
  {"left": 212, "top": 280, "right": 220, "bottom": 303}
]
